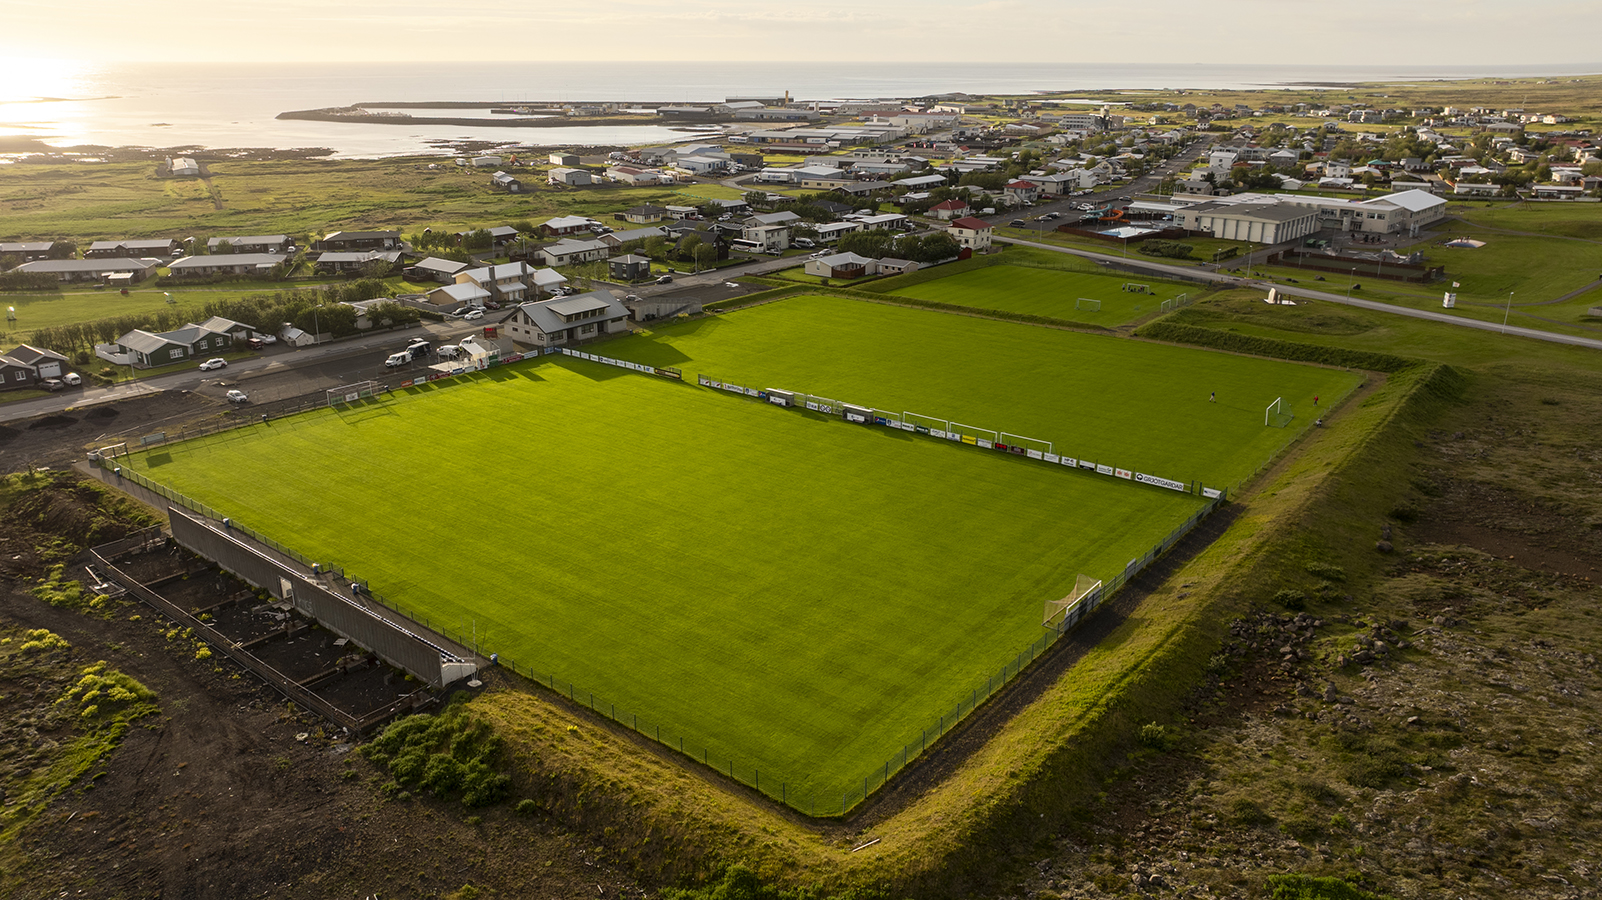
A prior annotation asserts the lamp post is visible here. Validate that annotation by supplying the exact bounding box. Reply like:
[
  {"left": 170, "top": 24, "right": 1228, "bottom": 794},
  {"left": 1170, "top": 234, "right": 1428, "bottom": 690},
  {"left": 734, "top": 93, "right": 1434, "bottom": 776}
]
[
  {"left": 1502, "top": 291, "right": 1514, "bottom": 333},
  {"left": 1347, "top": 267, "right": 1357, "bottom": 298}
]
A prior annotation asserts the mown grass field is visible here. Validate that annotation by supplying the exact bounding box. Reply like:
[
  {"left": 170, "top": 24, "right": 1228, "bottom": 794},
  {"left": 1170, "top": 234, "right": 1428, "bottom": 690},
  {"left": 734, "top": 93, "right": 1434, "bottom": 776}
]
[
  {"left": 123, "top": 356, "right": 1207, "bottom": 804},
  {"left": 884, "top": 262, "right": 1193, "bottom": 326},
  {"left": 609, "top": 295, "right": 1363, "bottom": 487}
]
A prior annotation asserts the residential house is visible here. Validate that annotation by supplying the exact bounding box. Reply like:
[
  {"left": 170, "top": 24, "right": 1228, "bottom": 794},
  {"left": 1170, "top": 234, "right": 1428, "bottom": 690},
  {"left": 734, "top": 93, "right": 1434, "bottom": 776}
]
[
  {"left": 792, "top": 166, "right": 851, "bottom": 188},
  {"left": 622, "top": 205, "right": 668, "bottom": 224},
  {"left": 115, "top": 322, "right": 234, "bottom": 368},
  {"left": 1453, "top": 182, "right": 1500, "bottom": 197},
  {"left": 196, "top": 316, "right": 265, "bottom": 343},
  {"left": 167, "top": 253, "right": 285, "bottom": 278},
  {"left": 455, "top": 262, "right": 566, "bottom": 305},
  {"left": 538, "top": 238, "right": 611, "bottom": 267},
  {"left": 813, "top": 221, "right": 864, "bottom": 244},
  {"left": 945, "top": 216, "right": 994, "bottom": 251},
  {"left": 876, "top": 258, "right": 920, "bottom": 276},
  {"left": 847, "top": 213, "right": 909, "bottom": 231},
  {"left": 540, "top": 215, "right": 602, "bottom": 237},
  {"left": 928, "top": 199, "right": 970, "bottom": 220},
  {"left": 405, "top": 257, "right": 469, "bottom": 283},
  {"left": 491, "top": 171, "right": 525, "bottom": 193},
  {"left": 892, "top": 174, "right": 948, "bottom": 190},
  {"left": 1531, "top": 184, "right": 1585, "bottom": 200},
  {"left": 0, "top": 241, "right": 63, "bottom": 262},
  {"left": 206, "top": 234, "right": 293, "bottom": 254},
  {"left": 13, "top": 258, "right": 158, "bottom": 283},
  {"left": 426, "top": 282, "right": 493, "bottom": 313},
  {"left": 804, "top": 252, "right": 878, "bottom": 279},
  {"left": 609, "top": 254, "right": 653, "bottom": 281},
  {"left": 742, "top": 224, "right": 791, "bottom": 251},
  {"left": 548, "top": 167, "right": 592, "bottom": 186},
  {"left": 597, "top": 226, "right": 668, "bottom": 250},
  {"left": 504, "top": 291, "right": 632, "bottom": 348},
  {"left": 315, "top": 231, "right": 400, "bottom": 252},
  {"left": 85, "top": 239, "right": 178, "bottom": 258},
  {"left": 5, "top": 344, "right": 68, "bottom": 380},
  {"left": 743, "top": 211, "right": 802, "bottom": 229},
  {"left": 314, "top": 251, "right": 401, "bottom": 275},
  {"left": 1017, "top": 173, "right": 1080, "bottom": 196},
  {"left": 0, "top": 353, "right": 37, "bottom": 391}
]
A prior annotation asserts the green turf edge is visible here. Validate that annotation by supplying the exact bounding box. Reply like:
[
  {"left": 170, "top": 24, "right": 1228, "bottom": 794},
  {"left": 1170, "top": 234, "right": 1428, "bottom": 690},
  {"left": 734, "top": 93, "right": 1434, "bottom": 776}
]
[{"left": 465, "top": 359, "right": 1457, "bottom": 896}]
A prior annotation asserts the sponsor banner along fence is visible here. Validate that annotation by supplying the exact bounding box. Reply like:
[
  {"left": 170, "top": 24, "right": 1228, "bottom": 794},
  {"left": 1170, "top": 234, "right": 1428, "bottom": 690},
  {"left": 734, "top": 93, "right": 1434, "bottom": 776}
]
[
  {"left": 695, "top": 373, "right": 1223, "bottom": 499},
  {"left": 562, "top": 347, "right": 681, "bottom": 379}
]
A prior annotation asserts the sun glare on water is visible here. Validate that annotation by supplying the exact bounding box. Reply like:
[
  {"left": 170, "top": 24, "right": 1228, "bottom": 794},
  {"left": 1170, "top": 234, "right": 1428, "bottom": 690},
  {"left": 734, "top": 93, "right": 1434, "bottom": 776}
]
[{"left": 0, "top": 57, "right": 93, "bottom": 104}]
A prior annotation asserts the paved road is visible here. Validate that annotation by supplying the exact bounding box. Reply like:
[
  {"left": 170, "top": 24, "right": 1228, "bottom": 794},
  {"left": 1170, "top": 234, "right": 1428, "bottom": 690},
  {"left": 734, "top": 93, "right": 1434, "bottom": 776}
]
[
  {"left": 999, "top": 236, "right": 1602, "bottom": 352},
  {"left": 0, "top": 318, "right": 486, "bottom": 425}
]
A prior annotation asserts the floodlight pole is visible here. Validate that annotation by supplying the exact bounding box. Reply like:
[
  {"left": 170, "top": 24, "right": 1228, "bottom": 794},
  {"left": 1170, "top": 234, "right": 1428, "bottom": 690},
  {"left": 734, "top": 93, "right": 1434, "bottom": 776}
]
[{"left": 1502, "top": 291, "right": 1514, "bottom": 332}]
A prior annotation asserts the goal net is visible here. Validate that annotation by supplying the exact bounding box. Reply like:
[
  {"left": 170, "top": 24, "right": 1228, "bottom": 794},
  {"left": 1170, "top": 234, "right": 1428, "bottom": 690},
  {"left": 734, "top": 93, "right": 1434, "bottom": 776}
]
[
  {"left": 327, "top": 380, "right": 381, "bottom": 406},
  {"left": 1121, "top": 283, "right": 1152, "bottom": 294},
  {"left": 1160, "top": 293, "right": 1190, "bottom": 313},
  {"left": 903, "top": 411, "right": 950, "bottom": 436},
  {"left": 1075, "top": 297, "right": 1101, "bottom": 311},
  {"left": 999, "top": 432, "right": 1053, "bottom": 456},
  {"left": 1044, "top": 574, "right": 1104, "bottom": 629},
  {"left": 1265, "top": 396, "right": 1295, "bottom": 428}
]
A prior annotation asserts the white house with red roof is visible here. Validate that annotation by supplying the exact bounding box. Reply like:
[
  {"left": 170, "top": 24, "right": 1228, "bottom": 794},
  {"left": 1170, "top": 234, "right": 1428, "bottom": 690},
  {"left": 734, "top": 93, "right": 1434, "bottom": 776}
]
[
  {"left": 928, "top": 198, "right": 970, "bottom": 220},
  {"left": 945, "top": 216, "right": 993, "bottom": 251},
  {"left": 1003, "top": 180, "right": 1041, "bottom": 204}
]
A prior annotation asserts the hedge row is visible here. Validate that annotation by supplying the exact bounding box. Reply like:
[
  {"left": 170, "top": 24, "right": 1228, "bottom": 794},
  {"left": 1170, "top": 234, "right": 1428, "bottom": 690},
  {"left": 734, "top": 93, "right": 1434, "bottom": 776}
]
[{"left": 1134, "top": 321, "right": 1417, "bottom": 373}]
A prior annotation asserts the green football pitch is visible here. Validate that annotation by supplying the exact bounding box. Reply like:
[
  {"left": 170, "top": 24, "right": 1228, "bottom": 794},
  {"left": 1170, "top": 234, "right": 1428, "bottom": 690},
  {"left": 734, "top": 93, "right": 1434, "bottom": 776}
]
[
  {"left": 608, "top": 295, "right": 1363, "bottom": 489},
  {"left": 884, "top": 263, "right": 1191, "bottom": 325},
  {"left": 124, "top": 358, "right": 1208, "bottom": 808}
]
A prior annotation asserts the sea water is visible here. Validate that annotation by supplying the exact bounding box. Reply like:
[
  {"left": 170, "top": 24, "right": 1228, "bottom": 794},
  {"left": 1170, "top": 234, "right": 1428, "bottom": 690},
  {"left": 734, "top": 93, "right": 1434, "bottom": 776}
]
[{"left": 0, "top": 60, "right": 1596, "bottom": 159}]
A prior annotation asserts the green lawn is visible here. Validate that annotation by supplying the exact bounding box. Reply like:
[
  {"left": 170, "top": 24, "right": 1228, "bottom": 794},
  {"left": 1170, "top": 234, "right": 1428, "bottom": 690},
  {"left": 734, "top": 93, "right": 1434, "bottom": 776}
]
[
  {"left": 611, "top": 295, "right": 1362, "bottom": 487},
  {"left": 884, "top": 263, "right": 1194, "bottom": 326},
  {"left": 124, "top": 357, "right": 1205, "bottom": 806}
]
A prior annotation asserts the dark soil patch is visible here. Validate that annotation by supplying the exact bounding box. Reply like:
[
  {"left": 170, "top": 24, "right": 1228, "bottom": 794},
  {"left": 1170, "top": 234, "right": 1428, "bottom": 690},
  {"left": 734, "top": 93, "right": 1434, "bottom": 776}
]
[
  {"left": 1, "top": 392, "right": 214, "bottom": 475},
  {"left": 1412, "top": 478, "right": 1602, "bottom": 579}
]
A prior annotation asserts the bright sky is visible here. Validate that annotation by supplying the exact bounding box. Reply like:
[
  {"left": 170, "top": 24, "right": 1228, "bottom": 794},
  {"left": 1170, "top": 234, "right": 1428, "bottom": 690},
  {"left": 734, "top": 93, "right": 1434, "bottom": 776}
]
[{"left": 3, "top": 0, "right": 1602, "bottom": 64}]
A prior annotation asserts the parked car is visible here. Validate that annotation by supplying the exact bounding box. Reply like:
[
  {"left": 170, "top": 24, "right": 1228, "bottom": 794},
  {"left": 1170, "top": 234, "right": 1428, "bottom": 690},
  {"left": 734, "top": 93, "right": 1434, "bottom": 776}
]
[
  {"left": 225, "top": 389, "right": 248, "bottom": 404},
  {"left": 246, "top": 337, "right": 265, "bottom": 350},
  {"left": 384, "top": 352, "right": 411, "bottom": 368},
  {"left": 656, "top": 274, "right": 673, "bottom": 284},
  {"left": 198, "top": 358, "right": 227, "bottom": 371},
  {"left": 794, "top": 238, "right": 816, "bottom": 249},
  {"left": 461, "top": 308, "right": 485, "bottom": 321},
  {"left": 254, "top": 333, "right": 277, "bottom": 344},
  {"left": 42, "top": 378, "right": 64, "bottom": 391},
  {"left": 62, "top": 372, "right": 82, "bottom": 386},
  {"left": 1009, "top": 219, "right": 1027, "bottom": 227},
  {"left": 438, "top": 345, "right": 463, "bottom": 360}
]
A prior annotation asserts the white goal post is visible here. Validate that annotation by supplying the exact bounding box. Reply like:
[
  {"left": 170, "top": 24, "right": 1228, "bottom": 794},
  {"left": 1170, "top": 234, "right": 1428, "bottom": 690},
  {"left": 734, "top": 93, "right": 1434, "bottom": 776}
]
[
  {"left": 327, "top": 380, "right": 381, "bottom": 406},
  {"left": 1044, "top": 574, "right": 1104, "bottom": 629},
  {"left": 1121, "top": 282, "right": 1152, "bottom": 294},
  {"left": 1075, "top": 297, "right": 1101, "bottom": 311},
  {"left": 1265, "top": 396, "right": 1294, "bottom": 428}
]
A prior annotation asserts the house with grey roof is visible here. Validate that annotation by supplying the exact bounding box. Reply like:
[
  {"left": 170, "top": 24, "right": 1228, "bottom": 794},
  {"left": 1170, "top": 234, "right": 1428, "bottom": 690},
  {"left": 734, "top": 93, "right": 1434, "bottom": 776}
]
[
  {"left": 425, "top": 282, "right": 493, "bottom": 313},
  {"left": 538, "top": 238, "right": 611, "bottom": 267},
  {"left": 504, "top": 291, "right": 631, "bottom": 348},
  {"left": 315, "top": 231, "right": 401, "bottom": 252},
  {"left": 0, "top": 352, "right": 38, "bottom": 391},
  {"left": 115, "top": 322, "right": 234, "bottom": 368},
  {"left": 314, "top": 250, "right": 402, "bottom": 275},
  {"left": 406, "top": 257, "right": 470, "bottom": 283},
  {"left": 85, "top": 239, "right": 178, "bottom": 258},
  {"left": 13, "top": 258, "right": 159, "bottom": 283},
  {"left": 207, "top": 234, "right": 293, "bottom": 254},
  {"left": 597, "top": 226, "right": 667, "bottom": 250},
  {"left": 167, "top": 253, "right": 286, "bottom": 278},
  {"left": 5, "top": 344, "right": 69, "bottom": 379},
  {"left": 455, "top": 262, "right": 566, "bottom": 305},
  {"left": 0, "top": 241, "right": 65, "bottom": 263}
]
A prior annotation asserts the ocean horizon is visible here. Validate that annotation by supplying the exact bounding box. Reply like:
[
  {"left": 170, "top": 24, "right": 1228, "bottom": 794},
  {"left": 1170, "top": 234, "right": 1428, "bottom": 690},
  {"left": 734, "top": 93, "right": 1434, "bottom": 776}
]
[{"left": 1, "top": 60, "right": 1598, "bottom": 159}]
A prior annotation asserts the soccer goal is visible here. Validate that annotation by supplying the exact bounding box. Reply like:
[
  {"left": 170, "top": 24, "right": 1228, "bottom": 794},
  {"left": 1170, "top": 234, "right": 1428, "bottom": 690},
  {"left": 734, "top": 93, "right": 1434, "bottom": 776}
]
[
  {"left": 999, "top": 432, "right": 1053, "bottom": 456},
  {"left": 1160, "top": 293, "right": 1191, "bottom": 313},
  {"left": 903, "top": 411, "right": 950, "bottom": 435},
  {"left": 1121, "top": 283, "right": 1152, "bottom": 294},
  {"left": 327, "top": 380, "right": 381, "bottom": 406},
  {"left": 1075, "top": 297, "right": 1102, "bottom": 311},
  {"left": 1265, "top": 396, "right": 1295, "bottom": 428},
  {"left": 1044, "top": 574, "right": 1104, "bottom": 630}
]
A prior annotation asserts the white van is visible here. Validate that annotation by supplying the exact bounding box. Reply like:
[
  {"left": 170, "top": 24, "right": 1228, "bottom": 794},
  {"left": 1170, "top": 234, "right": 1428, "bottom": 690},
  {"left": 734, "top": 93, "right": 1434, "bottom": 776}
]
[
  {"left": 384, "top": 352, "right": 411, "bottom": 368},
  {"left": 438, "top": 345, "right": 463, "bottom": 360}
]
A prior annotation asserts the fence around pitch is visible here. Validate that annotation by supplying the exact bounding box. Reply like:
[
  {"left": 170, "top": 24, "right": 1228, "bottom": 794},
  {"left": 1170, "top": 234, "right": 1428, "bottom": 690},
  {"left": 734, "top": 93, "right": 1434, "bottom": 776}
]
[{"left": 90, "top": 349, "right": 1238, "bottom": 818}]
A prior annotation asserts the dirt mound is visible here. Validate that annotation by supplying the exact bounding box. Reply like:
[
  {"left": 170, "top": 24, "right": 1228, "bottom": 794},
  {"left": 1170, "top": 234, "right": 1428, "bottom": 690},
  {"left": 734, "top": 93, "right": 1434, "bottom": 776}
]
[
  {"left": 27, "top": 415, "right": 77, "bottom": 430},
  {"left": 0, "top": 474, "right": 153, "bottom": 578},
  {"left": 0, "top": 426, "right": 16, "bottom": 447},
  {"left": 84, "top": 406, "right": 119, "bottom": 420}
]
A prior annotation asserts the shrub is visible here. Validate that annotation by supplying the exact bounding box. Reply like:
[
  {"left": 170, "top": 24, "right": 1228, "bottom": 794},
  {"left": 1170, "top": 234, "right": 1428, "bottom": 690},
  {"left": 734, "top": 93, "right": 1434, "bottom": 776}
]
[
  {"left": 19, "top": 628, "right": 71, "bottom": 654},
  {"left": 363, "top": 696, "right": 511, "bottom": 807},
  {"left": 1304, "top": 562, "right": 1347, "bottom": 582},
  {"left": 1138, "top": 722, "right": 1178, "bottom": 751},
  {"left": 1274, "top": 588, "right": 1308, "bottom": 611},
  {"left": 1136, "top": 239, "right": 1196, "bottom": 260}
]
